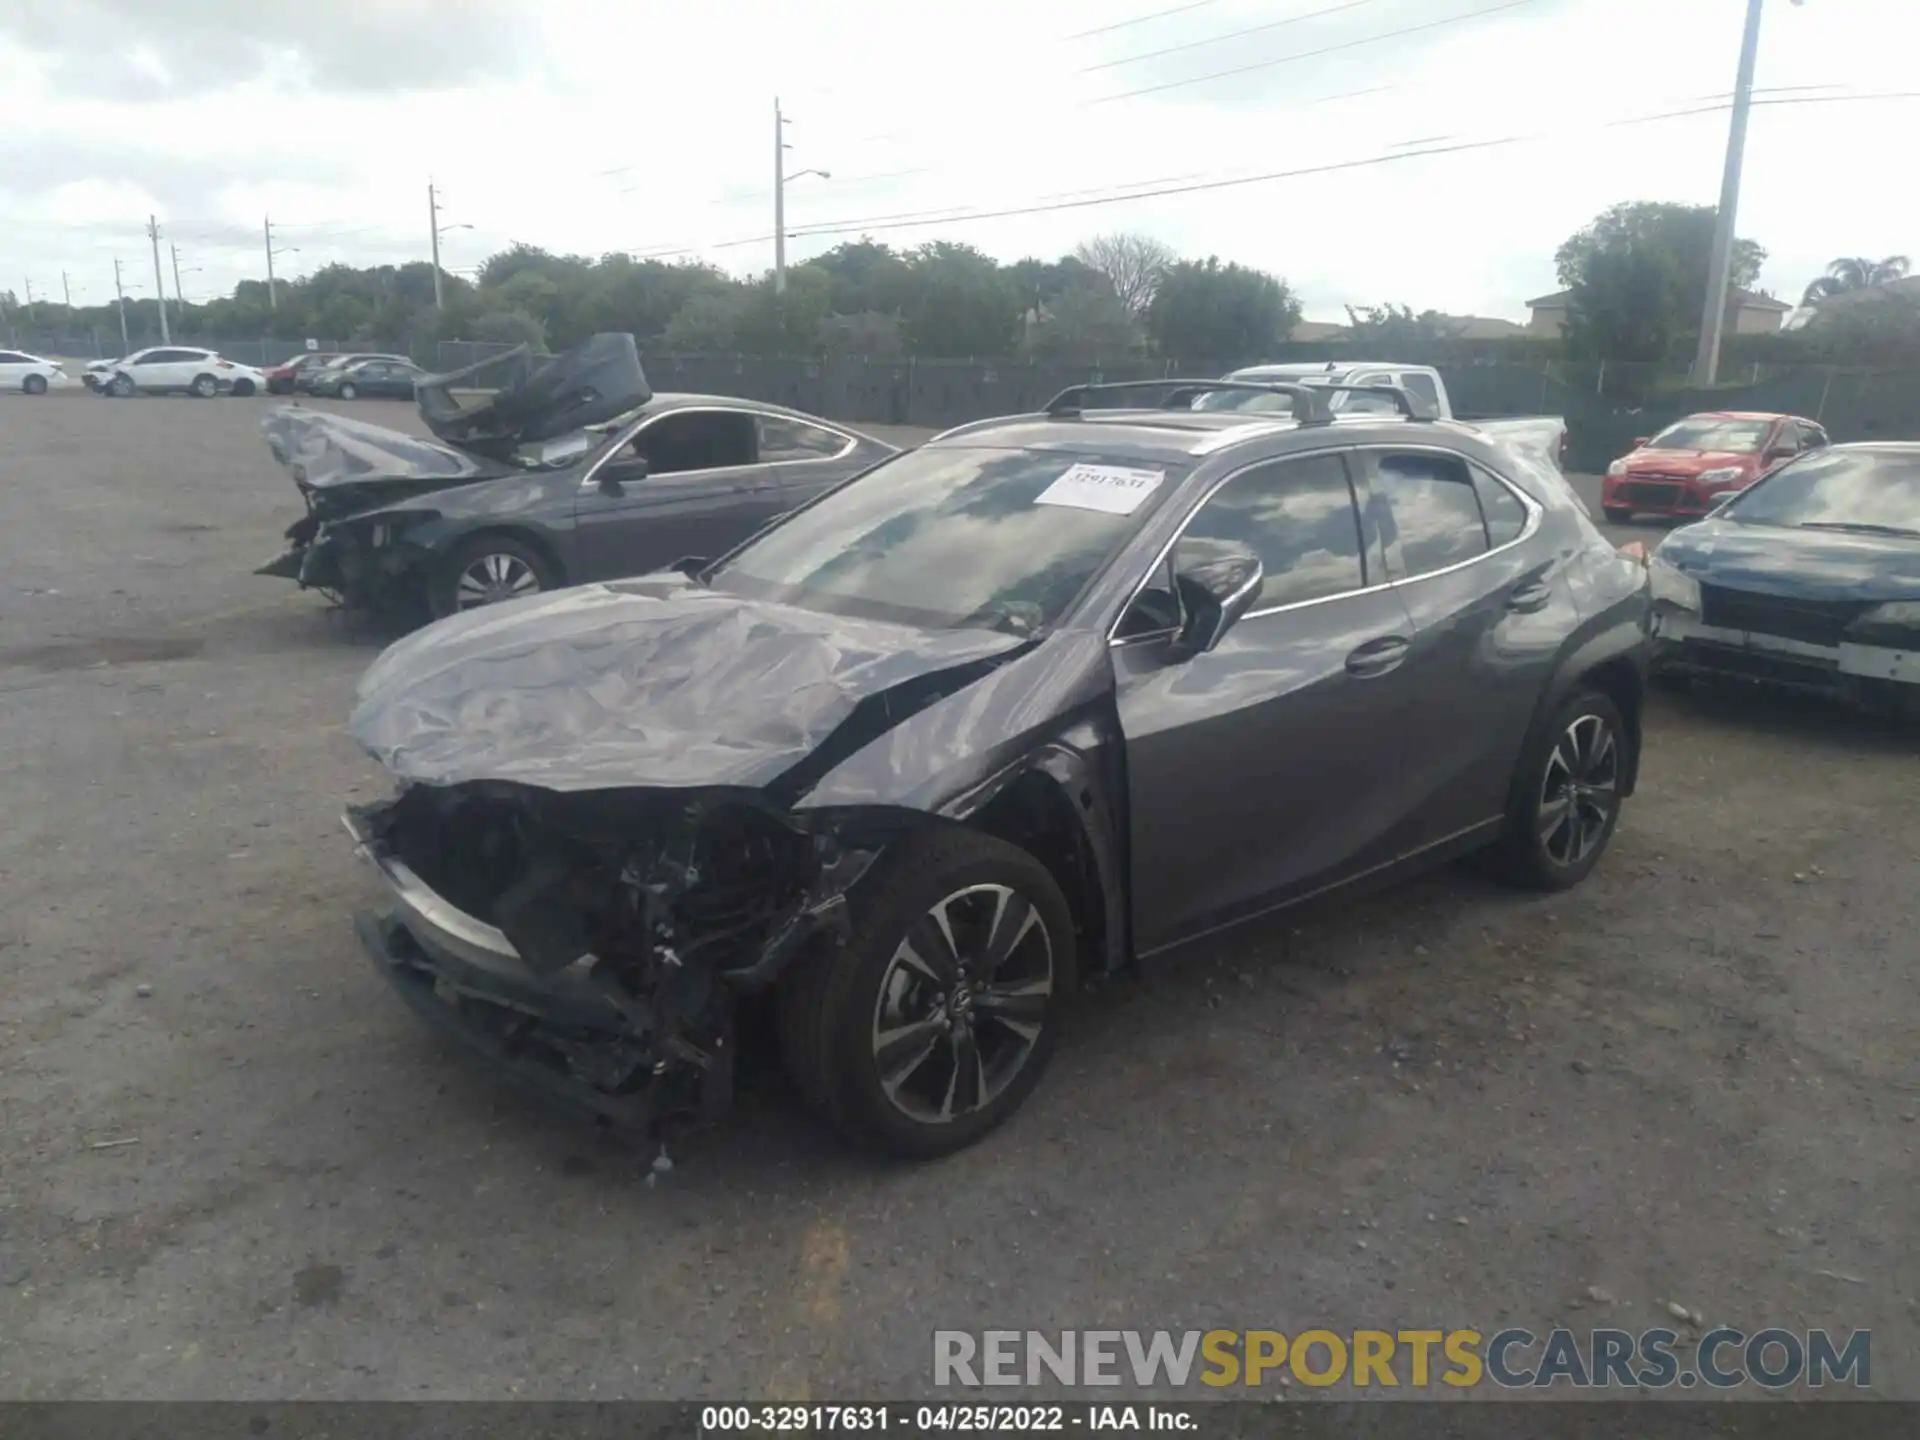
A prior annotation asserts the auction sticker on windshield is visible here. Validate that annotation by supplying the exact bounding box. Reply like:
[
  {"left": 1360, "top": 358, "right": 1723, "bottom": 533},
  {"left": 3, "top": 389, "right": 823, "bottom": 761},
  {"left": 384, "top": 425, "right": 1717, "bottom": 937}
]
[{"left": 1034, "top": 463, "right": 1166, "bottom": 516}]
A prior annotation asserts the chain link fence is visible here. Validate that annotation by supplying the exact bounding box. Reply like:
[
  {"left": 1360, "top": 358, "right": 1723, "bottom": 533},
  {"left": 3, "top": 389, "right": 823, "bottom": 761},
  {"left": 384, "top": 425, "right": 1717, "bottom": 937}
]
[{"left": 9, "top": 329, "right": 1916, "bottom": 471}]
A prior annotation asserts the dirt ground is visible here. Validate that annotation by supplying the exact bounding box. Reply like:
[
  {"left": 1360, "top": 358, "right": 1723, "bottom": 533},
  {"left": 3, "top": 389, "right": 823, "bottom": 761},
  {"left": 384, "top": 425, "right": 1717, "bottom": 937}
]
[{"left": 0, "top": 393, "right": 1915, "bottom": 1401}]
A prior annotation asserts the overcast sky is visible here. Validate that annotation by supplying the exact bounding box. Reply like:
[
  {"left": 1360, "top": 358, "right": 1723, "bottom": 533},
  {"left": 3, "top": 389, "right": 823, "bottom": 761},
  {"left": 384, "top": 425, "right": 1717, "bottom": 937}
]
[{"left": 1, "top": 0, "right": 1913, "bottom": 320}]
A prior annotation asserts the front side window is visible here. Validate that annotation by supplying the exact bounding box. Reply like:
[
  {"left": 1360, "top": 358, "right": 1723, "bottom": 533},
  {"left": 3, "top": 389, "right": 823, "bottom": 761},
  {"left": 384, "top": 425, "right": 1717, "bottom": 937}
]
[
  {"left": 714, "top": 445, "right": 1188, "bottom": 633},
  {"left": 1728, "top": 449, "right": 1920, "bottom": 534},
  {"left": 623, "top": 410, "right": 758, "bottom": 475},
  {"left": 1173, "top": 453, "right": 1366, "bottom": 611},
  {"left": 1374, "top": 452, "right": 1491, "bottom": 576}
]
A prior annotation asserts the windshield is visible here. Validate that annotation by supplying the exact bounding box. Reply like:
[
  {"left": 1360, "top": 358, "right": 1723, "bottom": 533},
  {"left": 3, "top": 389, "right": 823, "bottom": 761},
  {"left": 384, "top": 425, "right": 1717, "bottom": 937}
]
[
  {"left": 1727, "top": 449, "right": 1920, "bottom": 534},
  {"left": 1647, "top": 418, "right": 1770, "bottom": 452},
  {"left": 711, "top": 445, "right": 1187, "bottom": 632}
]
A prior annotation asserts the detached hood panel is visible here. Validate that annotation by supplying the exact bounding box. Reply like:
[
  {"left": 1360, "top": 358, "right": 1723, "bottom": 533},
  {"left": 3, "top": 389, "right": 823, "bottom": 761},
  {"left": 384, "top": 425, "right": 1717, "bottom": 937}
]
[{"left": 349, "top": 578, "right": 1027, "bottom": 793}]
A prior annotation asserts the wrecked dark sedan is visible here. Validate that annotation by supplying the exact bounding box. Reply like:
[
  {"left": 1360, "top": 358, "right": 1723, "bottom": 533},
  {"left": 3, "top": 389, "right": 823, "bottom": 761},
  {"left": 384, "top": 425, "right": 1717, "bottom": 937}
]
[
  {"left": 1644, "top": 442, "right": 1920, "bottom": 715},
  {"left": 344, "top": 379, "right": 1652, "bottom": 1159},
  {"left": 257, "top": 334, "right": 897, "bottom": 620}
]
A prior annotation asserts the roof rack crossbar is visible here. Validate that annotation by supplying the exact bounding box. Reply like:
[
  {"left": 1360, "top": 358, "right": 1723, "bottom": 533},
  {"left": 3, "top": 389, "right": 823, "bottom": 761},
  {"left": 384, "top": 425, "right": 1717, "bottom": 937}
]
[{"left": 1040, "top": 377, "right": 1433, "bottom": 425}]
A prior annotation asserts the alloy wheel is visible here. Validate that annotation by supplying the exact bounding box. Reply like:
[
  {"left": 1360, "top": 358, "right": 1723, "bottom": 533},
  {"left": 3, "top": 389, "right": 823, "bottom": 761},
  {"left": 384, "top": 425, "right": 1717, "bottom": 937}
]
[
  {"left": 453, "top": 552, "right": 541, "bottom": 610},
  {"left": 869, "top": 883, "right": 1054, "bottom": 1125},
  {"left": 1537, "top": 713, "right": 1619, "bottom": 867}
]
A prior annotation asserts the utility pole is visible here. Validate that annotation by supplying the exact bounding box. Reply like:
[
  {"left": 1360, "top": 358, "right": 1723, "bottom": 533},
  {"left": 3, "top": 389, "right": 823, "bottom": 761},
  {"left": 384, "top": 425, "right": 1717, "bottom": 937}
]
[
  {"left": 112, "top": 258, "right": 131, "bottom": 353},
  {"left": 146, "top": 214, "right": 171, "bottom": 342},
  {"left": 170, "top": 244, "right": 186, "bottom": 310},
  {"left": 22, "top": 278, "right": 36, "bottom": 323},
  {"left": 62, "top": 270, "right": 72, "bottom": 310},
  {"left": 773, "top": 98, "right": 787, "bottom": 294},
  {"left": 429, "top": 181, "right": 444, "bottom": 310},
  {"left": 1694, "top": 0, "right": 1801, "bottom": 386},
  {"left": 264, "top": 216, "right": 278, "bottom": 310}
]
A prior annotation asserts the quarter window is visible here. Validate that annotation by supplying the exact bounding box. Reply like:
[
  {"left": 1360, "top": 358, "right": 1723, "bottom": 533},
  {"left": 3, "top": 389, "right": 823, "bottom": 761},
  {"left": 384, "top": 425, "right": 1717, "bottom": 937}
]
[
  {"left": 1173, "top": 453, "right": 1367, "bottom": 611},
  {"left": 1374, "top": 452, "right": 1492, "bottom": 576},
  {"left": 1471, "top": 465, "right": 1529, "bottom": 547}
]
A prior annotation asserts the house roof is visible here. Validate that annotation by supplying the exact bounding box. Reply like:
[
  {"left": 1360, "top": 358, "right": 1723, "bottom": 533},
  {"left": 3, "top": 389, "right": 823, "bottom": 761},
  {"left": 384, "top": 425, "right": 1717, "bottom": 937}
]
[{"left": 1527, "top": 286, "right": 1790, "bottom": 311}]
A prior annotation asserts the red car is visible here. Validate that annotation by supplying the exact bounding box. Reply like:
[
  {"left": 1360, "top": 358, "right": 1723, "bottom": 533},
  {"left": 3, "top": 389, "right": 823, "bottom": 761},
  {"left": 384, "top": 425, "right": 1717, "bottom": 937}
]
[{"left": 1601, "top": 411, "right": 1830, "bottom": 524}]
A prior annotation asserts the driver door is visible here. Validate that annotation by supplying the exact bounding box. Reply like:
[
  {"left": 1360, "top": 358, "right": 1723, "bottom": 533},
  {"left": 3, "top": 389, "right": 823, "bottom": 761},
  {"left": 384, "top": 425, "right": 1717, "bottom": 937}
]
[
  {"left": 572, "top": 408, "right": 790, "bottom": 581},
  {"left": 1112, "top": 451, "right": 1418, "bottom": 954}
]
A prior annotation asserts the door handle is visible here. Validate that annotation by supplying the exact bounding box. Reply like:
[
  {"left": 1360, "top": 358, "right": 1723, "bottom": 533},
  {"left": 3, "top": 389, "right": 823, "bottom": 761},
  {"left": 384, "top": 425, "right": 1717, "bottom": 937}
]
[
  {"left": 1345, "top": 636, "right": 1410, "bottom": 679},
  {"left": 1507, "top": 579, "right": 1553, "bottom": 613}
]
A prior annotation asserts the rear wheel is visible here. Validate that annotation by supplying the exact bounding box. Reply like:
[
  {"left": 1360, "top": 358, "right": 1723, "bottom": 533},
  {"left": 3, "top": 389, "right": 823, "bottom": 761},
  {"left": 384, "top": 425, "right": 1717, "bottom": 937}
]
[
  {"left": 430, "top": 534, "right": 558, "bottom": 617},
  {"left": 779, "top": 828, "right": 1076, "bottom": 1158},
  {"left": 190, "top": 373, "right": 219, "bottom": 398},
  {"left": 1602, "top": 506, "right": 1633, "bottom": 525},
  {"left": 22, "top": 374, "right": 47, "bottom": 395},
  {"left": 1492, "top": 689, "right": 1627, "bottom": 891}
]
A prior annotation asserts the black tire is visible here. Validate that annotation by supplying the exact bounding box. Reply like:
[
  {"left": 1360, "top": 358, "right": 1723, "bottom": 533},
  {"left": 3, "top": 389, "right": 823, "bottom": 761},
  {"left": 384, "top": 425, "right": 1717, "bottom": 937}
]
[
  {"left": 108, "top": 373, "right": 136, "bottom": 398},
  {"left": 1602, "top": 506, "right": 1633, "bottom": 525},
  {"left": 231, "top": 378, "right": 256, "bottom": 397},
  {"left": 429, "top": 533, "right": 559, "bottom": 618},
  {"left": 338, "top": 381, "right": 358, "bottom": 400},
  {"left": 191, "top": 373, "right": 219, "bottom": 398},
  {"left": 778, "top": 827, "right": 1077, "bottom": 1159},
  {"left": 22, "top": 374, "right": 48, "bottom": 395},
  {"left": 1491, "top": 688, "right": 1628, "bottom": 892}
]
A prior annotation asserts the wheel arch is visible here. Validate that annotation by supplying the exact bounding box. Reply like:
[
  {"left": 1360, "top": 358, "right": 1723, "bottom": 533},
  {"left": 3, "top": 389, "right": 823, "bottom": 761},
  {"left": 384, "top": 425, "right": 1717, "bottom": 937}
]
[
  {"left": 1577, "top": 653, "right": 1644, "bottom": 797},
  {"left": 446, "top": 524, "right": 569, "bottom": 584}
]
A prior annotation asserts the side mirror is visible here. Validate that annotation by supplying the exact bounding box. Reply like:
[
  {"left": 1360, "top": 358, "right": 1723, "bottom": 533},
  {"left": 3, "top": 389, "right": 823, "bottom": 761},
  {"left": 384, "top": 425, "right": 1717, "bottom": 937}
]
[
  {"left": 673, "top": 555, "right": 710, "bottom": 577},
  {"left": 1632, "top": 436, "right": 1650, "bottom": 448},
  {"left": 1707, "top": 491, "right": 1738, "bottom": 513},
  {"left": 1167, "top": 547, "right": 1264, "bottom": 660},
  {"left": 1763, "top": 446, "right": 1794, "bottom": 464}
]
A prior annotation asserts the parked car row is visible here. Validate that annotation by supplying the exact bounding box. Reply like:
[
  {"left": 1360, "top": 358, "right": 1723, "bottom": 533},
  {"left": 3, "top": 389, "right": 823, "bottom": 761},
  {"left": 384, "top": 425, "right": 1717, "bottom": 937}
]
[
  {"left": 57, "top": 347, "right": 424, "bottom": 401},
  {"left": 251, "top": 335, "right": 1654, "bottom": 1163},
  {"left": 265, "top": 351, "right": 417, "bottom": 396}
]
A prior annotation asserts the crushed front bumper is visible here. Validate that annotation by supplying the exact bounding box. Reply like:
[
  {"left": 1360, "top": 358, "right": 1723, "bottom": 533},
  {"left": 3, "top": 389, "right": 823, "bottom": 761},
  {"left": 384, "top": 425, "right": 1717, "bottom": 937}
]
[
  {"left": 1652, "top": 612, "right": 1920, "bottom": 703},
  {"left": 345, "top": 808, "right": 681, "bottom": 1133}
]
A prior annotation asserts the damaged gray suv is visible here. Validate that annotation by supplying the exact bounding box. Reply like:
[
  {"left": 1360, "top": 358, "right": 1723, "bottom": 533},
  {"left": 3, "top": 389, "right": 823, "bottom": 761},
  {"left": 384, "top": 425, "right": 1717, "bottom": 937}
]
[{"left": 345, "top": 378, "right": 1652, "bottom": 1158}]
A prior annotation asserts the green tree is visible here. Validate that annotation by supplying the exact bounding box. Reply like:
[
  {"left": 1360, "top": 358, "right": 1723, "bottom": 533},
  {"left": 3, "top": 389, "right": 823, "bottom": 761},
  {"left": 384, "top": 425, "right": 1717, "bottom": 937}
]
[
  {"left": 660, "top": 289, "right": 750, "bottom": 351},
  {"left": 901, "top": 242, "right": 1020, "bottom": 357},
  {"left": 1145, "top": 258, "right": 1300, "bottom": 363},
  {"left": 1022, "top": 283, "right": 1140, "bottom": 359},
  {"left": 1343, "top": 303, "right": 1459, "bottom": 344},
  {"left": 1554, "top": 201, "right": 1767, "bottom": 360},
  {"left": 1801, "top": 255, "right": 1911, "bottom": 305},
  {"left": 470, "top": 310, "right": 546, "bottom": 349},
  {"left": 1073, "top": 232, "right": 1175, "bottom": 316}
]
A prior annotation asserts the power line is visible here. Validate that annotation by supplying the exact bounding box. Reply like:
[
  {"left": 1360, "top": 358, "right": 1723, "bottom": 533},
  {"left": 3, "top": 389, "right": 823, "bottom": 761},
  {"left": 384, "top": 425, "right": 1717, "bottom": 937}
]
[
  {"left": 1092, "top": 0, "right": 1540, "bottom": 104},
  {"left": 1081, "top": 0, "right": 1388, "bottom": 73},
  {"left": 628, "top": 86, "right": 1920, "bottom": 262},
  {"left": 1064, "top": 1, "right": 1220, "bottom": 41}
]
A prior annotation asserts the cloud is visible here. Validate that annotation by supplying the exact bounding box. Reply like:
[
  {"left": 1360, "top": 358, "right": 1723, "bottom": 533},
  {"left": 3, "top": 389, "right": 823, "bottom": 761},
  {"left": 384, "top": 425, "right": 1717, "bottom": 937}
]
[{"left": 0, "top": 0, "right": 546, "bottom": 99}]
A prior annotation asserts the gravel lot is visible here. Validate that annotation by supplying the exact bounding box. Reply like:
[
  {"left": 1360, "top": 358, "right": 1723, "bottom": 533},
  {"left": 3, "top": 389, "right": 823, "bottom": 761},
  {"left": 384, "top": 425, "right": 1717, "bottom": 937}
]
[{"left": 1, "top": 394, "right": 1915, "bottom": 1401}]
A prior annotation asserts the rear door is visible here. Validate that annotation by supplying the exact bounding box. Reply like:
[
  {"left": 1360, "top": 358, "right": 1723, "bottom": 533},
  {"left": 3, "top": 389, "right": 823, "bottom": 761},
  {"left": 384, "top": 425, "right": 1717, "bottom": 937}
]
[
  {"left": 572, "top": 407, "right": 789, "bottom": 580},
  {"left": 130, "top": 348, "right": 188, "bottom": 390},
  {"left": 1113, "top": 449, "right": 1419, "bottom": 954},
  {"left": 1360, "top": 445, "right": 1572, "bottom": 853}
]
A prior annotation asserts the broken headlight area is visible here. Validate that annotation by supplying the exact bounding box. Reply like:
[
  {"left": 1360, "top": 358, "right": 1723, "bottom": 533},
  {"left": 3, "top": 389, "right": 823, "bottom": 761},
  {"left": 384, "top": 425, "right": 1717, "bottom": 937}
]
[{"left": 351, "top": 782, "right": 879, "bottom": 1136}]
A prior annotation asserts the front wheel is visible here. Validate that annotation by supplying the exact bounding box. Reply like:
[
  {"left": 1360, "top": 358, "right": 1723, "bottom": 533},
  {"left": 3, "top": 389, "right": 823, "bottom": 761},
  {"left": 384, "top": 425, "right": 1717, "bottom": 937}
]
[
  {"left": 108, "top": 373, "right": 136, "bottom": 398},
  {"left": 231, "top": 378, "right": 256, "bottom": 397},
  {"left": 1602, "top": 506, "right": 1633, "bottom": 525},
  {"left": 22, "top": 374, "right": 47, "bottom": 395},
  {"left": 779, "top": 828, "right": 1076, "bottom": 1158},
  {"left": 337, "top": 381, "right": 358, "bottom": 400},
  {"left": 430, "top": 534, "right": 558, "bottom": 617},
  {"left": 1491, "top": 688, "right": 1628, "bottom": 891}
]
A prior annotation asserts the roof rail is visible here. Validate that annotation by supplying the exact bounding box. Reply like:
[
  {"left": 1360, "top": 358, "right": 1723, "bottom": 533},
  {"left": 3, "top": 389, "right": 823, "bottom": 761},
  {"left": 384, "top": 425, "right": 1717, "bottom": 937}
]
[{"left": 1041, "top": 378, "right": 1432, "bottom": 425}]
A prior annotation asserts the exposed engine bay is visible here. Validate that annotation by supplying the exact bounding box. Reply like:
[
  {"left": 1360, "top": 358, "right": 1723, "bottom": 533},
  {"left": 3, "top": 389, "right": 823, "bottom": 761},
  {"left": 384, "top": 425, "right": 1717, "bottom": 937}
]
[{"left": 353, "top": 781, "right": 882, "bottom": 1137}]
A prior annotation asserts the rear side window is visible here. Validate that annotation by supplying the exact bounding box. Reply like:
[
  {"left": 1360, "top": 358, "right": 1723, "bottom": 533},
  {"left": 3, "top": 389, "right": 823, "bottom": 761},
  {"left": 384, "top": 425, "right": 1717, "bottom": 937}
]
[
  {"left": 0, "top": 351, "right": 28, "bottom": 364},
  {"left": 759, "top": 415, "right": 849, "bottom": 461},
  {"left": 1373, "top": 452, "right": 1490, "bottom": 576},
  {"left": 1175, "top": 453, "right": 1366, "bottom": 610}
]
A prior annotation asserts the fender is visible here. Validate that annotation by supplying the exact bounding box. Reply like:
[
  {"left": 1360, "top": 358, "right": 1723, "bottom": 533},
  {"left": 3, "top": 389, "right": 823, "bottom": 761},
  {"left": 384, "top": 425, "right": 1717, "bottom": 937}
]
[{"left": 1530, "top": 609, "right": 1651, "bottom": 797}]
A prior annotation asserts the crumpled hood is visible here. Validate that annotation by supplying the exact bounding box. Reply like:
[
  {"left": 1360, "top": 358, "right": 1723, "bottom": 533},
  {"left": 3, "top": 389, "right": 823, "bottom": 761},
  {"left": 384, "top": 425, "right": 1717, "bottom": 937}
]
[
  {"left": 1656, "top": 517, "right": 1920, "bottom": 602},
  {"left": 350, "top": 578, "right": 1027, "bottom": 793},
  {"left": 262, "top": 405, "right": 503, "bottom": 491},
  {"left": 1622, "top": 448, "right": 1759, "bottom": 476}
]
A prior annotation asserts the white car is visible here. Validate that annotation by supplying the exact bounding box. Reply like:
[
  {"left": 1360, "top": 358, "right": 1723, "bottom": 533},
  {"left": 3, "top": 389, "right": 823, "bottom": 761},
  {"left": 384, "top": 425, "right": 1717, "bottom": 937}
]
[
  {"left": 0, "top": 349, "right": 72, "bottom": 395},
  {"left": 95, "top": 346, "right": 266, "bottom": 398}
]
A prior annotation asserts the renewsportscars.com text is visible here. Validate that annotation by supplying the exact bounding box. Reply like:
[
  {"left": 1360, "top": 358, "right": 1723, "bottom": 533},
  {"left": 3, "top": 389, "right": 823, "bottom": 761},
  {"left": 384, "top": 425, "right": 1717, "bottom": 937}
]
[{"left": 933, "top": 1327, "right": 1871, "bottom": 1391}]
